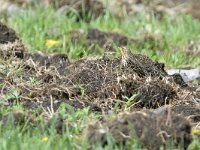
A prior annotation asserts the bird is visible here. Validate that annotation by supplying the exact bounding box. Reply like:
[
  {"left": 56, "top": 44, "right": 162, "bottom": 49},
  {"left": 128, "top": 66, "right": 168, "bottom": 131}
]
[
  {"left": 120, "top": 46, "right": 148, "bottom": 76},
  {"left": 120, "top": 46, "right": 130, "bottom": 66},
  {"left": 120, "top": 46, "right": 169, "bottom": 78}
]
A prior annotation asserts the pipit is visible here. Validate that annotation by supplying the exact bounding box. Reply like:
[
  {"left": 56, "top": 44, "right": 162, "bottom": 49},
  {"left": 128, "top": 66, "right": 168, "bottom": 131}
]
[
  {"left": 120, "top": 47, "right": 168, "bottom": 77},
  {"left": 120, "top": 46, "right": 130, "bottom": 66},
  {"left": 120, "top": 46, "right": 147, "bottom": 76}
]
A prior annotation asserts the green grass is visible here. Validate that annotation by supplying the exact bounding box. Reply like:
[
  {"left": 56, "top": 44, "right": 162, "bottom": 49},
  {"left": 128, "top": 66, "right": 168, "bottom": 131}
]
[
  {"left": 7, "top": 6, "right": 200, "bottom": 67},
  {"left": 0, "top": 105, "right": 140, "bottom": 150},
  {"left": 1, "top": 5, "right": 200, "bottom": 150},
  {"left": 1, "top": 104, "right": 198, "bottom": 150},
  {"left": 0, "top": 105, "right": 91, "bottom": 150}
]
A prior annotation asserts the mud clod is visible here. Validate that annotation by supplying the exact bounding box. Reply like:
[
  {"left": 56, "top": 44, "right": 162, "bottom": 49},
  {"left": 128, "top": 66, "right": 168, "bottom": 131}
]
[
  {"left": 0, "top": 40, "right": 26, "bottom": 59},
  {"left": 170, "top": 73, "right": 188, "bottom": 88},
  {"left": 0, "top": 22, "right": 26, "bottom": 59},
  {"left": 88, "top": 110, "right": 191, "bottom": 150},
  {"left": 0, "top": 21, "right": 19, "bottom": 44},
  {"left": 172, "top": 103, "right": 200, "bottom": 126},
  {"left": 26, "top": 52, "right": 70, "bottom": 75},
  {"left": 87, "top": 28, "right": 130, "bottom": 47},
  {"left": 28, "top": 53, "right": 70, "bottom": 67}
]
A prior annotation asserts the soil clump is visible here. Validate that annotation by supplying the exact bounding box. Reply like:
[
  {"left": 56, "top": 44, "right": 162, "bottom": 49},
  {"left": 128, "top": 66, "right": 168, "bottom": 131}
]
[{"left": 88, "top": 110, "right": 191, "bottom": 150}]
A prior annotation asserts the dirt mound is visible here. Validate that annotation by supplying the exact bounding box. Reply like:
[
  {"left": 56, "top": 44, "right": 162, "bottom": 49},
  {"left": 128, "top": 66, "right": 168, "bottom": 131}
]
[
  {"left": 85, "top": 28, "right": 165, "bottom": 57},
  {"left": 172, "top": 102, "right": 200, "bottom": 126},
  {"left": 0, "top": 43, "right": 191, "bottom": 112},
  {"left": 0, "top": 21, "right": 19, "bottom": 44},
  {"left": 70, "top": 28, "right": 136, "bottom": 54},
  {"left": 0, "top": 40, "right": 26, "bottom": 59},
  {"left": 65, "top": 51, "right": 181, "bottom": 110},
  {"left": 0, "top": 21, "right": 26, "bottom": 59},
  {"left": 0, "top": 22, "right": 195, "bottom": 113},
  {"left": 87, "top": 110, "right": 191, "bottom": 149},
  {"left": 87, "top": 28, "right": 130, "bottom": 47},
  {"left": 26, "top": 52, "right": 70, "bottom": 75}
]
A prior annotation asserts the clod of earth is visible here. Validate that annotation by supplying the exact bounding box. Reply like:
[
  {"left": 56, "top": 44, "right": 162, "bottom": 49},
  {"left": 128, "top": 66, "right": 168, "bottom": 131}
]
[
  {"left": 0, "top": 21, "right": 19, "bottom": 44},
  {"left": 172, "top": 102, "right": 200, "bottom": 126},
  {"left": 0, "top": 21, "right": 26, "bottom": 59},
  {"left": 87, "top": 28, "right": 131, "bottom": 47},
  {"left": 26, "top": 52, "right": 70, "bottom": 75},
  {"left": 0, "top": 40, "right": 26, "bottom": 59},
  {"left": 87, "top": 110, "right": 191, "bottom": 150}
]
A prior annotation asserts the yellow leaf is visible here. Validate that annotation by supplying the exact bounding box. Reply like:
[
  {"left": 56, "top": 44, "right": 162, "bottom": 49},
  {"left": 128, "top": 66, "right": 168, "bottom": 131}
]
[{"left": 45, "top": 39, "right": 60, "bottom": 48}]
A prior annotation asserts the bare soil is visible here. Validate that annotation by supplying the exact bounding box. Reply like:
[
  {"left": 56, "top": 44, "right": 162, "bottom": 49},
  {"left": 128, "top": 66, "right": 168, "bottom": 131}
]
[
  {"left": 0, "top": 21, "right": 19, "bottom": 44},
  {"left": 87, "top": 28, "right": 130, "bottom": 47}
]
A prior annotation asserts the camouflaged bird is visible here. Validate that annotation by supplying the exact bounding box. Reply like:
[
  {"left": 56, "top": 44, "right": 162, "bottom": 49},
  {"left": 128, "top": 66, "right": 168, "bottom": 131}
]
[
  {"left": 120, "top": 46, "right": 148, "bottom": 76},
  {"left": 120, "top": 46, "right": 167, "bottom": 77}
]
